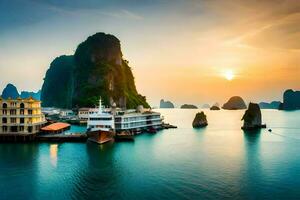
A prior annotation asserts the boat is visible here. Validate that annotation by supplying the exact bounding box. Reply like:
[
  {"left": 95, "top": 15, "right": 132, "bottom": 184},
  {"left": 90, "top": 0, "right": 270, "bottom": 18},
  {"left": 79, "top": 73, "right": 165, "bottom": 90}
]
[
  {"left": 86, "top": 98, "right": 164, "bottom": 144},
  {"left": 115, "top": 131, "right": 134, "bottom": 141},
  {"left": 86, "top": 99, "right": 115, "bottom": 144},
  {"left": 114, "top": 106, "right": 163, "bottom": 134}
]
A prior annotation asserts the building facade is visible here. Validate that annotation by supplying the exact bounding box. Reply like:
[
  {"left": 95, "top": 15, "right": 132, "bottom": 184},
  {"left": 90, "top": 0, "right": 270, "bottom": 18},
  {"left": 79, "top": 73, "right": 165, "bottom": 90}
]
[{"left": 0, "top": 97, "right": 46, "bottom": 134}]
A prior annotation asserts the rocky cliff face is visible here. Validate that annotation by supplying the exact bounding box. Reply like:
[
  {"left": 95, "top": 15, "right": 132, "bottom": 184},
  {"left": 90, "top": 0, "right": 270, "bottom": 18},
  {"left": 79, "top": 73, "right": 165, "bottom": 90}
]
[
  {"left": 282, "top": 89, "right": 300, "bottom": 110},
  {"left": 41, "top": 32, "right": 149, "bottom": 109},
  {"left": 41, "top": 55, "right": 75, "bottom": 108},
  {"left": 222, "top": 96, "right": 247, "bottom": 110},
  {"left": 242, "top": 103, "right": 265, "bottom": 130},
  {"left": 160, "top": 99, "right": 174, "bottom": 108},
  {"left": 1, "top": 83, "right": 19, "bottom": 99},
  {"left": 192, "top": 112, "right": 208, "bottom": 128}
]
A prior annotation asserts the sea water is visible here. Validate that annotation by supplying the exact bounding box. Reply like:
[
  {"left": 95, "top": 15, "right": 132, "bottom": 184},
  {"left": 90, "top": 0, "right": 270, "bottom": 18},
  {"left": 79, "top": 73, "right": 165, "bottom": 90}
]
[{"left": 0, "top": 109, "right": 300, "bottom": 199}]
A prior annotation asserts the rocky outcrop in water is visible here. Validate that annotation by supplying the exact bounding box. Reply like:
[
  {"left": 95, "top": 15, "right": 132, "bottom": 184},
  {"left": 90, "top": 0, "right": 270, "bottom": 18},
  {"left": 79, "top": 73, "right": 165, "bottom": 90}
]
[
  {"left": 160, "top": 99, "right": 174, "bottom": 108},
  {"left": 210, "top": 103, "right": 220, "bottom": 110},
  {"left": 222, "top": 96, "right": 247, "bottom": 110},
  {"left": 242, "top": 103, "right": 266, "bottom": 130},
  {"left": 259, "top": 101, "right": 281, "bottom": 109},
  {"left": 282, "top": 89, "right": 300, "bottom": 110},
  {"left": 41, "top": 32, "right": 149, "bottom": 109},
  {"left": 192, "top": 112, "right": 208, "bottom": 128},
  {"left": 181, "top": 104, "right": 198, "bottom": 109}
]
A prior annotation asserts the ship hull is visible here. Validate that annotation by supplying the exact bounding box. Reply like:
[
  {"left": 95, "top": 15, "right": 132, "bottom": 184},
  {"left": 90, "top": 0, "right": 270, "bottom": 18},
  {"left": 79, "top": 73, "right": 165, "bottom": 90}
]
[{"left": 87, "top": 130, "right": 115, "bottom": 144}]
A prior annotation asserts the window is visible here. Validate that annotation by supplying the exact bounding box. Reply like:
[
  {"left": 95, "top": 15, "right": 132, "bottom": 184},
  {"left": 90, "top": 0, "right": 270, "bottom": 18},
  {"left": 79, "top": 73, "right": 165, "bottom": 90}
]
[
  {"left": 2, "top": 110, "right": 7, "bottom": 115},
  {"left": 20, "top": 118, "right": 24, "bottom": 124},
  {"left": 2, "top": 103, "right": 7, "bottom": 109},
  {"left": 10, "top": 109, "right": 16, "bottom": 115},
  {"left": 2, "top": 118, "right": 7, "bottom": 124},
  {"left": 11, "top": 118, "right": 16, "bottom": 123},
  {"left": 20, "top": 103, "right": 24, "bottom": 108},
  {"left": 2, "top": 126, "right": 7, "bottom": 132},
  {"left": 28, "top": 110, "right": 33, "bottom": 115}
]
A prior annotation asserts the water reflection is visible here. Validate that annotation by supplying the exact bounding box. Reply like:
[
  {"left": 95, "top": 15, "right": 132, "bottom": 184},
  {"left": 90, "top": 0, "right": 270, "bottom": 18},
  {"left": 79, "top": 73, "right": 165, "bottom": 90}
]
[
  {"left": 50, "top": 144, "right": 58, "bottom": 167},
  {"left": 243, "top": 129, "right": 263, "bottom": 197},
  {"left": 0, "top": 144, "right": 39, "bottom": 199},
  {"left": 70, "top": 142, "right": 119, "bottom": 199}
]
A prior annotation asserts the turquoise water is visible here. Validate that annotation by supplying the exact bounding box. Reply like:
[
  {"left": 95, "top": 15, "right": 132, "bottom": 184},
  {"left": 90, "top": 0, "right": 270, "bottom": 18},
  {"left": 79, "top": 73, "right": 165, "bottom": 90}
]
[{"left": 0, "top": 109, "right": 300, "bottom": 199}]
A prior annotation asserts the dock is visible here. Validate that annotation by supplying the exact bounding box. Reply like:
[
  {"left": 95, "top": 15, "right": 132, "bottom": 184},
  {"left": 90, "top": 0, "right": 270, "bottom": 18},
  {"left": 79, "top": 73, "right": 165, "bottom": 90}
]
[
  {"left": 36, "top": 133, "right": 87, "bottom": 142},
  {"left": 0, "top": 133, "right": 36, "bottom": 142},
  {"left": 162, "top": 123, "right": 177, "bottom": 129}
]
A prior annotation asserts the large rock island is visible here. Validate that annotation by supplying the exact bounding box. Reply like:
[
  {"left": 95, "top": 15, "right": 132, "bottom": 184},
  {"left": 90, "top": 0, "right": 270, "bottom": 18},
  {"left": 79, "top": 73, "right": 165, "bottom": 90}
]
[
  {"left": 222, "top": 96, "right": 247, "bottom": 110},
  {"left": 242, "top": 103, "right": 266, "bottom": 130},
  {"left": 192, "top": 112, "right": 208, "bottom": 128},
  {"left": 282, "top": 89, "right": 300, "bottom": 110},
  {"left": 41, "top": 33, "right": 149, "bottom": 109},
  {"left": 160, "top": 99, "right": 174, "bottom": 108}
]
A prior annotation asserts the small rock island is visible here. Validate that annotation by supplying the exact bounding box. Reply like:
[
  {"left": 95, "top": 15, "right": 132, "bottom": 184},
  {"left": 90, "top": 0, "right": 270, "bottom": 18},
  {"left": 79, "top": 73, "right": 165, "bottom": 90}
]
[
  {"left": 192, "top": 112, "right": 208, "bottom": 128},
  {"left": 181, "top": 104, "right": 198, "bottom": 109},
  {"left": 210, "top": 103, "right": 220, "bottom": 110},
  {"left": 160, "top": 99, "right": 175, "bottom": 108},
  {"left": 241, "top": 103, "right": 266, "bottom": 130},
  {"left": 222, "top": 96, "right": 247, "bottom": 110}
]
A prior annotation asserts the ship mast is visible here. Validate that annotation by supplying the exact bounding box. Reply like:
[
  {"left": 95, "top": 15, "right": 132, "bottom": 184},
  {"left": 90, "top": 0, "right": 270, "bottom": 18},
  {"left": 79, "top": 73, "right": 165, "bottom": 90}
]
[{"left": 98, "top": 97, "right": 103, "bottom": 113}]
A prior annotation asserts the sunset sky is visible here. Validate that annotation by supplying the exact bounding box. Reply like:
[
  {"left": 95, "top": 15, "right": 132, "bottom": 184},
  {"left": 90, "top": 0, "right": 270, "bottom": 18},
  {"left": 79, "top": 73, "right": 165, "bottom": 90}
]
[{"left": 0, "top": 0, "right": 299, "bottom": 107}]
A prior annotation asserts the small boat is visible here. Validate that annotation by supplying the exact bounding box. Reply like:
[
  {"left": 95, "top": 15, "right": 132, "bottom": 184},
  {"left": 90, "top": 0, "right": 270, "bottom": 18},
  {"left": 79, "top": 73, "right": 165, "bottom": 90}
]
[
  {"left": 115, "top": 131, "right": 134, "bottom": 141},
  {"left": 147, "top": 127, "right": 157, "bottom": 134}
]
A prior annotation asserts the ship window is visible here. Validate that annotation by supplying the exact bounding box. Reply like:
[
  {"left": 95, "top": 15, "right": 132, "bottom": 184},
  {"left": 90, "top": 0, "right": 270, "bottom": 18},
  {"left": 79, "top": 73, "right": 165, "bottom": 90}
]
[{"left": 89, "top": 117, "right": 112, "bottom": 121}]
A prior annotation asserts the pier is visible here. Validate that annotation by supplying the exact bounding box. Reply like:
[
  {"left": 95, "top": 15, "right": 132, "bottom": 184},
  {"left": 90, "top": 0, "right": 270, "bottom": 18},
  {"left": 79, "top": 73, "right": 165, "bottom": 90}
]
[
  {"left": 36, "top": 133, "right": 87, "bottom": 142},
  {"left": 0, "top": 133, "right": 36, "bottom": 142}
]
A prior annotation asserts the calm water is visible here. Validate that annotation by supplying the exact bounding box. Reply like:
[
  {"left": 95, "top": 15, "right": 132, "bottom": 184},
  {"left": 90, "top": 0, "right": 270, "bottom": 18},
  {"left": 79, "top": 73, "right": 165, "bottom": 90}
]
[{"left": 1, "top": 109, "right": 300, "bottom": 200}]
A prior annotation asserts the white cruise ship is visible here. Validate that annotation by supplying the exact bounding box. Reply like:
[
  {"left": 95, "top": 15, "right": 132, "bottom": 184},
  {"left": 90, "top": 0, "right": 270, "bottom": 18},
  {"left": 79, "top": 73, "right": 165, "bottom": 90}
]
[
  {"left": 86, "top": 99, "right": 115, "bottom": 144},
  {"left": 86, "top": 99, "right": 163, "bottom": 143}
]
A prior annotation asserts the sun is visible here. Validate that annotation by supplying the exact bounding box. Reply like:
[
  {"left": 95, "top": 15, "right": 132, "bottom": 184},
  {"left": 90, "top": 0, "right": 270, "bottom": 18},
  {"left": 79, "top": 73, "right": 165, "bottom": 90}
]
[{"left": 224, "top": 70, "right": 234, "bottom": 81}]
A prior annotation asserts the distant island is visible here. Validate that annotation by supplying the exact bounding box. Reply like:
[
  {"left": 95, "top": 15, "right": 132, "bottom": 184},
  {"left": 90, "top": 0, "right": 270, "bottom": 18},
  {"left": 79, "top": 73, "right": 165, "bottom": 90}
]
[
  {"left": 281, "top": 89, "right": 300, "bottom": 110},
  {"left": 201, "top": 104, "right": 210, "bottom": 109},
  {"left": 210, "top": 103, "right": 220, "bottom": 110},
  {"left": 222, "top": 96, "right": 247, "bottom": 110},
  {"left": 1, "top": 83, "right": 41, "bottom": 100},
  {"left": 259, "top": 101, "right": 281, "bottom": 109},
  {"left": 181, "top": 104, "right": 198, "bottom": 109},
  {"left": 41, "top": 32, "right": 149, "bottom": 109},
  {"left": 160, "top": 99, "right": 174, "bottom": 108}
]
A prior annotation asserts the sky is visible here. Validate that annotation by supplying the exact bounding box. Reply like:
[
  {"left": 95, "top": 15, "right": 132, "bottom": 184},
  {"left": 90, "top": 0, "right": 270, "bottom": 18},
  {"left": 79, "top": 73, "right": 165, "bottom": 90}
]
[{"left": 0, "top": 0, "right": 300, "bottom": 107}]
